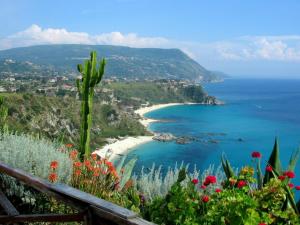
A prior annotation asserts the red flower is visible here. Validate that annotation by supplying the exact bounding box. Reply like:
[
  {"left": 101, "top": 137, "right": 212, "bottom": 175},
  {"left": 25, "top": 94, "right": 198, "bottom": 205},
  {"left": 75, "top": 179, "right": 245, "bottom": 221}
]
[
  {"left": 283, "top": 171, "right": 295, "bottom": 179},
  {"left": 93, "top": 171, "right": 100, "bottom": 177},
  {"left": 259, "top": 223, "right": 267, "bottom": 225},
  {"left": 65, "top": 143, "right": 74, "bottom": 148},
  {"left": 200, "top": 185, "right": 206, "bottom": 189},
  {"left": 266, "top": 166, "right": 272, "bottom": 172},
  {"left": 204, "top": 175, "right": 217, "bottom": 186},
  {"left": 48, "top": 173, "right": 58, "bottom": 182},
  {"left": 202, "top": 195, "right": 210, "bottom": 203},
  {"left": 278, "top": 175, "right": 286, "bottom": 181},
  {"left": 295, "top": 186, "right": 300, "bottom": 190},
  {"left": 288, "top": 183, "right": 294, "bottom": 189},
  {"left": 106, "top": 161, "right": 113, "bottom": 167},
  {"left": 74, "top": 169, "right": 81, "bottom": 176},
  {"left": 69, "top": 150, "right": 78, "bottom": 160},
  {"left": 215, "top": 188, "right": 222, "bottom": 193},
  {"left": 251, "top": 151, "right": 261, "bottom": 158},
  {"left": 73, "top": 161, "right": 82, "bottom": 167},
  {"left": 192, "top": 179, "right": 199, "bottom": 185},
  {"left": 50, "top": 161, "right": 58, "bottom": 170},
  {"left": 84, "top": 160, "right": 91, "bottom": 168},
  {"left": 237, "top": 180, "right": 247, "bottom": 188}
]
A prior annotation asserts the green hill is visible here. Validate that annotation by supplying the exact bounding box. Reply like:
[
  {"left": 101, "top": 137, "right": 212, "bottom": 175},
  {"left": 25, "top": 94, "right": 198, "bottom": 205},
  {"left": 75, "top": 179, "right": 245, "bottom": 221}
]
[{"left": 0, "top": 44, "right": 224, "bottom": 82}]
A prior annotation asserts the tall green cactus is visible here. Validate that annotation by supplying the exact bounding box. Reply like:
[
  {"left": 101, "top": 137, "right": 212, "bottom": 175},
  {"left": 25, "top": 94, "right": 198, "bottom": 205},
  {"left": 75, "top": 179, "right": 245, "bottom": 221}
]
[
  {"left": 76, "top": 51, "right": 106, "bottom": 158},
  {"left": 0, "top": 96, "right": 8, "bottom": 132}
]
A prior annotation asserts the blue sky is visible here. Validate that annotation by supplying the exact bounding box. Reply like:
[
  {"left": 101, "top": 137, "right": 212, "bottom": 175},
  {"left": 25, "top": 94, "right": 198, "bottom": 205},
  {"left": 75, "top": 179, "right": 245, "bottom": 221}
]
[{"left": 1, "top": 0, "right": 300, "bottom": 77}]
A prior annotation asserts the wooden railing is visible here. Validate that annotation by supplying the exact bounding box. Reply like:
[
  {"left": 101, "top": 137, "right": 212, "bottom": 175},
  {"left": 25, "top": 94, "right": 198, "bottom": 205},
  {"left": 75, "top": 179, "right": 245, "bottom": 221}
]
[{"left": 0, "top": 161, "right": 154, "bottom": 225}]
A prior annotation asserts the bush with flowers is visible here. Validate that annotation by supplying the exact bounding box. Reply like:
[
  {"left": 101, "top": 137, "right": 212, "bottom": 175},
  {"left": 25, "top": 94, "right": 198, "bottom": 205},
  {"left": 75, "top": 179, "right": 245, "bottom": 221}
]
[
  {"left": 143, "top": 139, "right": 300, "bottom": 225},
  {"left": 48, "top": 145, "right": 142, "bottom": 212}
]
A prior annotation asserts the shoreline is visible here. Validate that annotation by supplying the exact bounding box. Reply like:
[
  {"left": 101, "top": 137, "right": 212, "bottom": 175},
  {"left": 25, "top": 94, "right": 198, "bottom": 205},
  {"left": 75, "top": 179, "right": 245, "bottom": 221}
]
[{"left": 94, "top": 102, "right": 191, "bottom": 160}]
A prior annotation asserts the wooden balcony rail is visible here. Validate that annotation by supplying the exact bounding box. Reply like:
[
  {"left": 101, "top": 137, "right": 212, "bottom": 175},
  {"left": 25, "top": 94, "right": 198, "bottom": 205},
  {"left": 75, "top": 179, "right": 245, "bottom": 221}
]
[{"left": 0, "top": 161, "right": 155, "bottom": 225}]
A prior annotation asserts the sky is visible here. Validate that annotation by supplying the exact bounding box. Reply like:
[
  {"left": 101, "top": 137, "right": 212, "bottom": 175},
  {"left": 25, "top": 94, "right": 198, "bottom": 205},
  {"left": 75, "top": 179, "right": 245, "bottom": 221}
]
[{"left": 1, "top": 0, "right": 300, "bottom": 78}]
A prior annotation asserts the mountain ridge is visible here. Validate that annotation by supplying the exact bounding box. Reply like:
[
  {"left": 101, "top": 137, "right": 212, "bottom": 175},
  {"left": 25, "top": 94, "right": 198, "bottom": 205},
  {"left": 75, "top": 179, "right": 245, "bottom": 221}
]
[{"left": 0, "top": 44, "right": 225, "bottom": 82}]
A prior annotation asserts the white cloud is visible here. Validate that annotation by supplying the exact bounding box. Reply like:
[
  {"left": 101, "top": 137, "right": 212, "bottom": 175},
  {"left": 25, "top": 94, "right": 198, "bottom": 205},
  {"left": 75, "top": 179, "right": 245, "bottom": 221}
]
[
  {"left": 0, "top": 24, "right": 169, "bottom": 50},
  {"left": 1, "top": 24, "right": 300, "bottom": 63},
  {"left": 211, "top": 36, "right": 300, "bottom": 61}
]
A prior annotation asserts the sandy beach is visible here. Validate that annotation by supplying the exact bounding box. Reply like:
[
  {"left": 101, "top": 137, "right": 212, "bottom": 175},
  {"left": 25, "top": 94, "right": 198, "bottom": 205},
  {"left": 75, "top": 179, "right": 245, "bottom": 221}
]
[
  {"left": 94, "top": 102, "right": 193, "bottom": 160},
  {"left": 93, "top": 136, "right": 153, "bottom": 160}
]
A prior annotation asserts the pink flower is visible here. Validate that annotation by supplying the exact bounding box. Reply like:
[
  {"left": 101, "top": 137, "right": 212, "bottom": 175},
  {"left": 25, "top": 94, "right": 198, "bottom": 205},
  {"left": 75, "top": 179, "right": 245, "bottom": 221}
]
[
  {"left": 237, "top": 180, "right": 247, "bottom": 188},
  {"left": 266, "top": 166, "right": 272, "bottom": 172},
  {"left": 258, "top": 223, "right": 267, "bottom": 225},
  {"left": 283, "top": 171, "right": 295, "bottom": 179},
  {"left": 288, "top": 183, "right": 294, "bottom": 189},
  {"left": 215, "top": 188, "right": 222, "bottom": 193},
  {"left": 278, "top": 175, "right": 286, "bottom": 181},
  {"left": 251, "top": 151, "right": 261, "bottom": 158},
  {"left": 295, "top": 186, "right": 300, "bottom": 190},
  {"left": 200, "top": 185, "right": 206, "bottom": 189},
  {"left": 192, "top": 179, "right": 199, "bottom": 185},
  {"left": 202, "top": 195, "right": 210, "bottom": 203}
]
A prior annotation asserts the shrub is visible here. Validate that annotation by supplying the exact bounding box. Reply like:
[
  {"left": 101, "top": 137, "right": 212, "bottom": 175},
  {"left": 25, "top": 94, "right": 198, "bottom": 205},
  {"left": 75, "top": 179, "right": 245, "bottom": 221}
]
[
  {"left": 144, "top": 151, "right": 300, "bottom": 225},
  {"left": 134, "top": 163, "right": 225, "bottom": 201},
  {"left": 0, "top": 132, "right": 72, "bottom": 183},
  {"left": 49, "top": 148, "right": 142, "bottom": 213}
]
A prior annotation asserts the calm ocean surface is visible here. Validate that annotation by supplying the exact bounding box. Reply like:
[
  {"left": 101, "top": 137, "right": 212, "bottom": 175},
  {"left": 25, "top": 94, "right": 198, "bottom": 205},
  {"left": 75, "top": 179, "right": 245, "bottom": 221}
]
[{"left": 127, "top": 78, "right": 300, "bottom": 194}]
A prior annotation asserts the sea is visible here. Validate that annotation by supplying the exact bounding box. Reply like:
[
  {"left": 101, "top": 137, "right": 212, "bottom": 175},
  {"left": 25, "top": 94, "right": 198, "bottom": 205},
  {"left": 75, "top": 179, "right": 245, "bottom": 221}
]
[{"left": 127, "top": 78, "right": 300, "bottom": 198}]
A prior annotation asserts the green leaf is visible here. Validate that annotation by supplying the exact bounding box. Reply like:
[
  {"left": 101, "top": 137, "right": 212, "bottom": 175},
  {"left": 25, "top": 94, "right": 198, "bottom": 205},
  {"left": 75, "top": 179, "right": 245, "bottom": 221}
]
[
  {"left": 177, "top": 168, "right": 186, "bottom": 183},
  {"left": 287, "top": 148, "right": 300, "bottom": 172},
  {"left": 120, "top": 157, "right": 137, "bottom": 189},
  {"left": 221, "top": 153, "right": 235, "bottom": 179},
  {"left": 263, "top": 137, "right": 282, "bottom": 185},
  {"left": 116, "top": 155, "right": 126, "bottom": 175}
]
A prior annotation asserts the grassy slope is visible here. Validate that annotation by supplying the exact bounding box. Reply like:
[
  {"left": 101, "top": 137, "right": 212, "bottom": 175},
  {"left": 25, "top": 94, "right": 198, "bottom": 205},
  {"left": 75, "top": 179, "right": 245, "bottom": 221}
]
[{"left": 1, "top": 93, "right": 149, "bottom": 149}]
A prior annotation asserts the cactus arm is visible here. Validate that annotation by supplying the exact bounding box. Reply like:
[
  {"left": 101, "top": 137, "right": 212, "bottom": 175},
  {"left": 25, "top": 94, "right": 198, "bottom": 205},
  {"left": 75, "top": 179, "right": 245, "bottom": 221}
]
[
  {"left": 76, "top": 79, "right": 81, "bottom": 95},
  {"left": 97, "top": 58, "right": 106, "bottom": 83},
  {"left": 77, "top": 64, "right": 83, "bottom": 73}
]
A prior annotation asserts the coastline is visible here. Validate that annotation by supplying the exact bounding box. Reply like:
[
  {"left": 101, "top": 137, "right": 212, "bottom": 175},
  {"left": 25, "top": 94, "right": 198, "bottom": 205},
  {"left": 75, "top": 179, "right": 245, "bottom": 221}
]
[{"left": 94, "top": 102, "right": 190, "bottom": 160}]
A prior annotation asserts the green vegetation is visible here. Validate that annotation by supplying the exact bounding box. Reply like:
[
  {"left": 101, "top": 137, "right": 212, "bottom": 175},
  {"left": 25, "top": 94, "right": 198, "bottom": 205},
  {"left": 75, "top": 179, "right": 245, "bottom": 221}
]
[
  {"left": 0, "top": 93, "right": 149, "bottom": 149},
  {"left": 143, "top": 144, "right": 300, "bottom": 225},
  {"left": 76, "top": 51, "right": 106, "bottom": 158},
  {"left": 0, "top": 44, "right": 225, "bottom": 82},
  {"left": 107, "top": 80, "right": 217, "bottom": 105},
  {"left": 0, "top": 96, "right": 8, "bottom": 132},
  {"left": 0, "top": 132, "right": 72, "bottom": 183}
]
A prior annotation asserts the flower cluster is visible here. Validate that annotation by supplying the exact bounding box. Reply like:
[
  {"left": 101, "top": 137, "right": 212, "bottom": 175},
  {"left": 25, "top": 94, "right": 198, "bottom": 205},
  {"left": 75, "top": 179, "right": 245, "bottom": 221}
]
[
  {"left": 48, "top": 160, "right": 58, "bottom": 183},
  {"left": 194, "top": 175, "right": 220, "bottom": 203}
]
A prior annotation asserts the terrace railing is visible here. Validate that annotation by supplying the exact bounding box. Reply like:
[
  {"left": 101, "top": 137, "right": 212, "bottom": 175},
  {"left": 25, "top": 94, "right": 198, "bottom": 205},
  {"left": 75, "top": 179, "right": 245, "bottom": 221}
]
[{"left": 0, "top": 161, "right": 154, "bottom": 225}]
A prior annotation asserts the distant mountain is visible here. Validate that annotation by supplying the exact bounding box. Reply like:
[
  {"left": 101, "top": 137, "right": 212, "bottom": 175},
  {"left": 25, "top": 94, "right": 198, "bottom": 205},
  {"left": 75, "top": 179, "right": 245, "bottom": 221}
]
[{"left": 0, "top": 44, "right": 225, "bottom": 82}]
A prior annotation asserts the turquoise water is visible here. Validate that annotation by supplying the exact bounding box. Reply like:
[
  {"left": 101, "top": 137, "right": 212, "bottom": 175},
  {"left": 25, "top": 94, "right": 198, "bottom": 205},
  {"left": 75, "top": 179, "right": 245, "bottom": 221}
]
[{"left": 127, "top": 78, "right": 300, "bottom": 196}]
